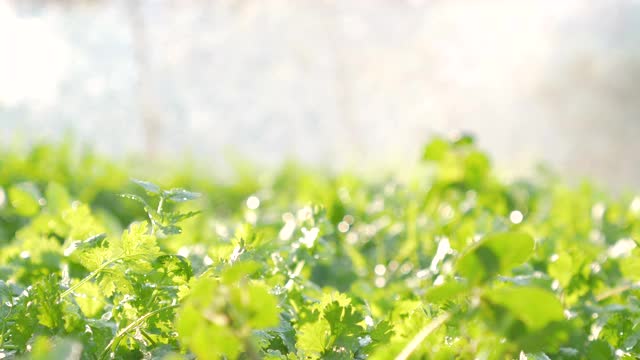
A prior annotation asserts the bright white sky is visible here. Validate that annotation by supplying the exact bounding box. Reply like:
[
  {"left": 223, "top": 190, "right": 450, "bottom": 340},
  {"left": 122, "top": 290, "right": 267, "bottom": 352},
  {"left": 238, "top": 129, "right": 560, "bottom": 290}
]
[
  {"left": 0, "top": 2, "right": 71, "bottom": 107},
  {"left": 1, "top": 0, "right": 639, "bottom": 188}
]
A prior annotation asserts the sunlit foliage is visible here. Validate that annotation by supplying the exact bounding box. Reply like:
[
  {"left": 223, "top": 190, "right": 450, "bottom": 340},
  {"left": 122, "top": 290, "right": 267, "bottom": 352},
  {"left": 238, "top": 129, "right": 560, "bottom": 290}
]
[{"left": 1, "top": 136, "right": 639, "bottom": 359}]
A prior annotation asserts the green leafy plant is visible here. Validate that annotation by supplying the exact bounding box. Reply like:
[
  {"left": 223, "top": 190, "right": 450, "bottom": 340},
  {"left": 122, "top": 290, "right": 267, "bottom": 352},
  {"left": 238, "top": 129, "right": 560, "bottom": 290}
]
[
  {"left": 1, "top": 136, "right": 640, "bottom": 359},
  {"left": 121, "top": 179, "right": 201, "bottom": 236}
]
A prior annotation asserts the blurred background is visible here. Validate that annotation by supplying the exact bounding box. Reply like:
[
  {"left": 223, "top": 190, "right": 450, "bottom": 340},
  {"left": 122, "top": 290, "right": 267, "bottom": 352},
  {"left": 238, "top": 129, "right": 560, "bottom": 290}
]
[{"left": 1, "top": 0, "right": 640, "bottom": 189}]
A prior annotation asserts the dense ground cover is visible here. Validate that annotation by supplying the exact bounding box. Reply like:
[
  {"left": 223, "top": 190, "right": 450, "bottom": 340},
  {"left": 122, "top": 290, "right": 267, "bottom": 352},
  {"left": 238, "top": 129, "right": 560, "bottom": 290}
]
[{"left": 1, "top": 136, "right": 639, "bottom": 359}]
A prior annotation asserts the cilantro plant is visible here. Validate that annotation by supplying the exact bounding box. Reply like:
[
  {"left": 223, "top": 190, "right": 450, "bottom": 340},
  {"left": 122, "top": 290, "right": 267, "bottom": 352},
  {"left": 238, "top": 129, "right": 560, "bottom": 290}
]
[{"left": 1, "top": 136, "right": 640, "bottom": 359}]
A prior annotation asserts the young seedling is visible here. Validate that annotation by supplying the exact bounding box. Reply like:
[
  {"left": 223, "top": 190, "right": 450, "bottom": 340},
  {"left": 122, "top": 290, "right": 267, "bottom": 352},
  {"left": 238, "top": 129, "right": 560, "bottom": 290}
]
[{"left": 121, "top": 179, "right": 201, "bottom": 236}]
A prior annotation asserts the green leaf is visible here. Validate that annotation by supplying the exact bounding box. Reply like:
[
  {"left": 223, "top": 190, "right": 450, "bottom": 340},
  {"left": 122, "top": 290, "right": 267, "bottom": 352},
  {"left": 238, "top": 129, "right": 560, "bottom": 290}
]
[
  {"left": 369, "top": 320, "right": 394, "bottom": 344},
  {"left": 424, "top": 281, "right": 470, "bottom": 303},
  {"left": 177, "top": 306, "right": 242, "bottom": 360},
  {"left": 452, "top": 133, "right": 475, "bottom": 146},
  {"left": 547, "top": 251, "right": 574, "bottom": 287},
  {"left": 176, "top": 275, "right": 278, "bottom": 359},
  {"left": 221, "top": 261, "right": 262, "bottom": 284},
  {"left": 61, "top": 203, "right": 106, "bottom": 241},
  {"left": 27, "top": 337, "right": 83, "bottom": 360},
  {"left": 324, "top": 302, "right": 362, "bottom": 333},
  {"left": 297, "top": 319, "right": 331, "bottom": 358},
  {"left": 73, "top": 281, "right": 105, "bottom": 317},
  {"left": 167, "top": 211, "right": 201, "bottom": 223},
  {"left": 159, "top": 224, "right": 182, "bottom": 235},
  {"left": 45, "top": 182, "right": 71, "bottom": 213},
  {"left": 163, "top": 188, "right": 201, "bottom": 203},
  {"left": 244, "top": 284, "right": 280, "bottom": 328},
  {"left": 132, "top": 178, "right": 161, "bottom": 194},
  {"left": 483, "top": 286, "right": 564, "bottom": 331},
  {"left": 619, "top": 250, "right": 640, "bottom": 281},
  {"left": 34, "top": 275, "right": 63, "bottom": 329},
  {"left": 456, "top": 232, "right": 534, "bottom": 284},
  {"left": 120, "top": 222, "right": 159, "bottom": 258},
  {"left": 586, "top": 340, "right": 614, "bottom": 359},
  {"left": 83, "top": 232, "right": 107, "bottom": 246},
  {"left": 150, "top": 255, "right": 193, "bottom": 286},
  {"left": 65, "top": 233, "right": 107, "bottom": 257},
  {"left": 97, "top": 270, "right": 132, "bottom": 297},
  {"left": 463, "top": 150, "right": 490, "bottom": 185},
  {"left": 73, "top": 246, "right": 111, "bottom": 271},
  {"left": 422, "top": 137, "right": 450, "bottom": 162},
  {"left": 9, "top": 183, "right": 41, "bottom": 217}
]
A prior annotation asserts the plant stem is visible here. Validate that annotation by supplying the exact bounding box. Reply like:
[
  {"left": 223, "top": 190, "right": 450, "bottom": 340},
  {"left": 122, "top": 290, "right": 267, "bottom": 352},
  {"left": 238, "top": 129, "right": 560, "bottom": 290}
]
[
  {"left": 99, "top": 304, "right": 179, "bottom": 360},
  {"left": 60, "top": 257, "right": 119, "bottom": 298},
  {"left": 140, "top": 329, "right": 157, "bottom": 347},
  {"left": 60, "top": 253, "right": 140, "bottom": 299},
  {"left": 595, "top": 281, "right": 640, "bottom": 302},
  {"left": 157, "top": 196, "right": 164, "bottom": 218},
  {"left": 395, "top": 312, "right": 451, "bottom": 360}
]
